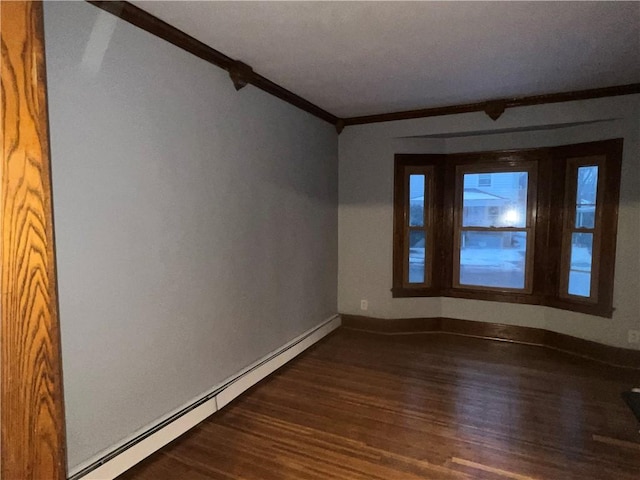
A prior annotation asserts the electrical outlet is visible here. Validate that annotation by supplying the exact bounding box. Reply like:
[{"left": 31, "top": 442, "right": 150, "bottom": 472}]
[
  {"left": 628, "top": 330, "right": 640, "bottom": 344},
  {"left": 360, "top": 299, "right": 368, "bottom": 311}
]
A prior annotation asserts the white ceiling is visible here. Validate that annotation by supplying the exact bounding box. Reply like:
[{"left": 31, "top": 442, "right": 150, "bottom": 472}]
[{"left": 131, "top": 1, "right": 640, "bottom": 118}]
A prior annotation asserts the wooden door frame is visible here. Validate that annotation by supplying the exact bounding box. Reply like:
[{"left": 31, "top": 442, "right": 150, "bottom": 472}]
[{"left": 1, "top": 1, "right": 67, "bottom": 478}]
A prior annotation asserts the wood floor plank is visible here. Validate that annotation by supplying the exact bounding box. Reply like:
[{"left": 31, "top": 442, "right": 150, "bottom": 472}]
[
  {"left": 118, "top": 329, "right": 640, "bottom": 480},
  {"left": 450, "top": 457, "right": 540, "bottom": 480},
  {"left": 592, "top": 434, "right": 640, "bottom": 451}
]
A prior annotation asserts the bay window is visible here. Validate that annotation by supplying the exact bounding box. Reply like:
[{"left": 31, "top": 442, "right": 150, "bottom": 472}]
[{"left": 392, "top": 139, "right": 622, "bottom": 317}]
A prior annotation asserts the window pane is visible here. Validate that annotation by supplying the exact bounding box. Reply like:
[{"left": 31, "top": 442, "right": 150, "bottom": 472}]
[
  {"left": 409, "top": 174, "right": 425, "bottom": 226},
  {"left": 575, "top": 166, "right": 598, "bottom": 228},
  {"left": 576, "top": 166, "right": 598, "bottom": 204},
  {"left": 478, "top": 174, "right": 492, "bottom": 187},
  {"left": 568, "top": 233, "right": 593, "bottom": 297},
  {"left": 408, "top": 230, "right": 426, "bottom": 283},
  {"left": 575, "top": 205, "right": 596, "bottom": 229},
  {"left": 459, "top": 231, "right": 527, "bottom": 289},
  {"left": 462, "top": 172, "right": 528, "bottom": 227}
]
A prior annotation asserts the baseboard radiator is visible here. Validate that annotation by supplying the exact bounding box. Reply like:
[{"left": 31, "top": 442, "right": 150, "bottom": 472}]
[{"left": 69, "top": 314, "right": 341, "bottom": 480}]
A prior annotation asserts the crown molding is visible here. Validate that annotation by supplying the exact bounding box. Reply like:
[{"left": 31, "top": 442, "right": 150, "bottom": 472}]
[
  {"left": 86, "top": 2, "right": 639, "bottom": 133},
  {"left": 343, "top": 83, "right": 640, "bottom": 127},
  {"left": 87, "top": 1, "right": 339, "bottom": 125}
]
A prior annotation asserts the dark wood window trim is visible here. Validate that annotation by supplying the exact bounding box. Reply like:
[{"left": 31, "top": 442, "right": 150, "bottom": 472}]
[{"left": 392, "top": 139, "right": 623, "bottom": 318}]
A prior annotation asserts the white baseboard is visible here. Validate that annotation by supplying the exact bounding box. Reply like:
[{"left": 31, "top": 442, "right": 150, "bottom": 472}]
[
  {"left": 72, "top": 314, "right": 341, "bottom": 480},
  {"left": 216, "top": 316, "right": 341, "bottom": 408}
]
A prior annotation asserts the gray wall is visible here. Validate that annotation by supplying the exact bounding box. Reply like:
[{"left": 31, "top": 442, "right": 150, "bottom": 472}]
[
  {"left": 44, "top": 2, "right": 338, "bottom": 471},
  {"left": 339, "top": 95, "right": 640, "bottom": 349}
]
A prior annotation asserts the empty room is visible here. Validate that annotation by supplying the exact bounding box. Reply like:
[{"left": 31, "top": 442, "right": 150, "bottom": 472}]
[{"left": 3, "top": 1, "right": 640, "bottom": 479}]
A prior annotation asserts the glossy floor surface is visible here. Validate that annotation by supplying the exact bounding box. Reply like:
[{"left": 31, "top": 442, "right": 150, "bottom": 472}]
[{"left": 119, "top": 329, "right": 640, "bottom": 479}]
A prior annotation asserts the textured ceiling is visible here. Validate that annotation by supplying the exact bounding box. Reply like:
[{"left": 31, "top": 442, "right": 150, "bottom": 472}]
[{"left": 130, "top": 1, "right": 640, "bottom": 118}]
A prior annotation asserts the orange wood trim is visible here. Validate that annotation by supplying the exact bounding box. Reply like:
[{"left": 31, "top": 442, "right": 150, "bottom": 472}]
[
  {"left": 1, "top": 2, "right": 67, "bottom": 478},
  {"left": 341, "top": 314, "right": 640, "bottom": 369},
  {"left": 343, "top": 83, "right": 640, "bottom": 127}
]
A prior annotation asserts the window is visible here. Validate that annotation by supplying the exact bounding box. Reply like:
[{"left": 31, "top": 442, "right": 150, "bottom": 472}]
[
  {"left": 563, "top": 163, "right": 599, "bottom": 299},
  {"left": 406, "top": 169, "right": 434, "bottom": 285},
  {"left": 455, "top": 166, "right": 536, "bottom": 292},
  {"left": 392, "top": 139, "right": 622, "bottom": 317}
]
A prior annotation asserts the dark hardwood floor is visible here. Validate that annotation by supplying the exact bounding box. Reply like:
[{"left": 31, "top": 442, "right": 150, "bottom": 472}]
[{"left": 119, "top": 328, "right": 640, "bottom": 480}]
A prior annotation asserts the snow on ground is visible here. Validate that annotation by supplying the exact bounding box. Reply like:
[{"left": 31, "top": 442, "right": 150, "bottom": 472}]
[
  {"left": 459, "top": 247, "right": 524, "bottom": 270},
  {"left": 410, "top": 246, "right": 592, "bottom": 270}
]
